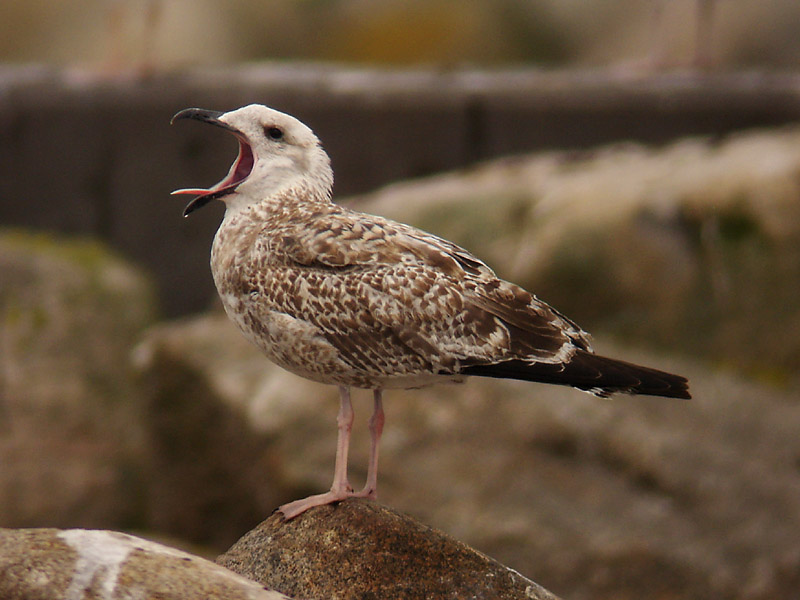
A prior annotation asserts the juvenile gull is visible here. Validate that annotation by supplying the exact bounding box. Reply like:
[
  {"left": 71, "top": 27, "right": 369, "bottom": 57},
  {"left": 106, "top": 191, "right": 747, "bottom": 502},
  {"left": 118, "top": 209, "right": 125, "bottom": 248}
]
[{"left": 171, "top": 104, "right": 690, "bottom": 519}]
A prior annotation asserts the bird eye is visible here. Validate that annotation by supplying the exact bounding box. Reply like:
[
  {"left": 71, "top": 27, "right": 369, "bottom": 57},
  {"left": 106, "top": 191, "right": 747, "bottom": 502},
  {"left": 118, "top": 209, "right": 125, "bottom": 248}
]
[{"left": 266, "top": 127, "right": 283, "bottom": 140}]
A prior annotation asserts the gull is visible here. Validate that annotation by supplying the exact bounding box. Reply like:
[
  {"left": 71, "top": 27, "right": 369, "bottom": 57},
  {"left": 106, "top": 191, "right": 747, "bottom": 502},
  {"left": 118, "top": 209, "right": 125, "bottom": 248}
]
[{"left": 171, "top": 104, "right": 690, "bottom": 519}]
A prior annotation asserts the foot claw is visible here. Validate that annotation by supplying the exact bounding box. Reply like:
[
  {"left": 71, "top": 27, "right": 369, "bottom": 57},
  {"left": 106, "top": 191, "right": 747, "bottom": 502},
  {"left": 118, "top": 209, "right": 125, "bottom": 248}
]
[{"left": 354, "top": 487, "right": 377, "bottom": 499}]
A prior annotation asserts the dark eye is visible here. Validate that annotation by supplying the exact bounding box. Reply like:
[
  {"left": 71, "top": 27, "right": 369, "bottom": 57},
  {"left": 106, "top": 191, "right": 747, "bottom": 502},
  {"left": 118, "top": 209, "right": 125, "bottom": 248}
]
[{"left": 266, "top": 126, "right": 283, "bottom": 140}]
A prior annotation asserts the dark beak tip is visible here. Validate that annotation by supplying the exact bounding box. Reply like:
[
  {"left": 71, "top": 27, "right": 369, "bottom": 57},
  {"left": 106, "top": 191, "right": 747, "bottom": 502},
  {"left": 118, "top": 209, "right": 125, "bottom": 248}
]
[
  {"left": 182, "top": 199, "right": 200, "bottom": 217},
  {"left": 170, "top": 108, "right": 195, "bottom": 125},
  {"left": 170, "top": 107, "right": 226, "bottom": 126},
  {"left": 182, "top": 195, "right": 214, "bottom": 217}
]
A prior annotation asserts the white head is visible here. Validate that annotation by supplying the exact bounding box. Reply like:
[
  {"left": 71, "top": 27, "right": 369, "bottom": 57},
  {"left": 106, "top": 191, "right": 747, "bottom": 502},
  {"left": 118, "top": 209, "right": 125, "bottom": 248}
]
[{"left": 171, "top": 104, "right": 333, "bottom": 216}]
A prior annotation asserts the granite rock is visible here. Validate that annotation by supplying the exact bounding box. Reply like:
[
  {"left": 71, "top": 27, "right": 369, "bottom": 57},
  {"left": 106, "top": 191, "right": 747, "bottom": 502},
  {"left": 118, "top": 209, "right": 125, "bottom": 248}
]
[
  {"left": 0, "top": 527, "right": 292, "bottom": 600},
  {"left": 217, "top": 498, "right": 559, "bottom": 600}
]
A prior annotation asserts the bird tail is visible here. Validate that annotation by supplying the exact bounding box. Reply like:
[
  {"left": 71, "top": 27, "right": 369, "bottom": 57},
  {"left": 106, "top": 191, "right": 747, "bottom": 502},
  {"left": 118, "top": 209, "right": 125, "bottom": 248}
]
[{"left": 461, "top": 350, "right": 690, "bottom": 399}]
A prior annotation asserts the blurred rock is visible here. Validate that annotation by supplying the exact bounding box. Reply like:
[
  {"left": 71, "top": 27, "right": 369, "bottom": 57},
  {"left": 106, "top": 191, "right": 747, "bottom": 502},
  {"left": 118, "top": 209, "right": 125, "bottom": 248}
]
[
  {"left": 217, "top": 498, "right": 559, "bottom": 600},
  {"left": 0, "top": 527, "right": 292, "bottom": 600},
  {"left": 132, "top": 315, "right": 289, "bottom": 549},
  {"left": 136, "top": 311, "right": 800, "bottom": 599},
  {"left": 350, "top": 126, "right": 800, "bottom": 378},
  {"left": 0, "top": 230, "right": 157, "bottom": 529}
]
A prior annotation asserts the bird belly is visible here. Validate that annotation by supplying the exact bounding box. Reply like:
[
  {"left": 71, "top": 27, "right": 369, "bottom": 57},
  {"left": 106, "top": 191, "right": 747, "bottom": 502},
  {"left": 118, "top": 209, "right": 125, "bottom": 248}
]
[
  {"left": 216, "top": 291, "right": 463, "bottom": 390},
  {"left": 218, "top": 297, "right": 347, "bottom": 382}
]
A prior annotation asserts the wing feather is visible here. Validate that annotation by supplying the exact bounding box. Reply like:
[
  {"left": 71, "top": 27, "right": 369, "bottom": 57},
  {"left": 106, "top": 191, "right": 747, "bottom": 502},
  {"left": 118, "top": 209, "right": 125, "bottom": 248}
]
[{"left": 263, "top": 208, "right": 591, "bottom": 372}]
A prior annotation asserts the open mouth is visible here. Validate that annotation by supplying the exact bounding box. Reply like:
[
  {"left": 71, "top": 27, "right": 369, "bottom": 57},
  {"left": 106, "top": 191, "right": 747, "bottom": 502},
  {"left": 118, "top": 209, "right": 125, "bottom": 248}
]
[{"left": 171, "top": 108, "right": 255, "bottom": 217}]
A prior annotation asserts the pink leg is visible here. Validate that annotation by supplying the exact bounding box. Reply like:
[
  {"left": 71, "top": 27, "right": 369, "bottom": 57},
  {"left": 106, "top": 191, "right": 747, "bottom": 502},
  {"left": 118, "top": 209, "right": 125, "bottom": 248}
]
[
  {"left": 331, "top": 385, "right": 355, "bottom": 495},
  {"left": 279, "top": 386, "right": 356, "bottom": 519},
  {"left": 356, "top": 390, "right": 384, "bottom": 499}
]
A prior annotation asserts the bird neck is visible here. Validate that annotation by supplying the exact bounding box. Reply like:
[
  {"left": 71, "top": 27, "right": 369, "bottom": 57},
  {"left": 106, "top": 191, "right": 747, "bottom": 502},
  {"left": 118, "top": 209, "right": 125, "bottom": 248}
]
[{"left": 222, "top": 183, "right": 333, "bottom": 223}]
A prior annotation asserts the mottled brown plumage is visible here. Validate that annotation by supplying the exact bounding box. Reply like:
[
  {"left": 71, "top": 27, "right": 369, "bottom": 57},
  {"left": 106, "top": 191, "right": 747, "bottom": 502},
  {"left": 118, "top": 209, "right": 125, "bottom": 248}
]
[{"left": 172, "top": 104, "right": 690, "bottom": 519}]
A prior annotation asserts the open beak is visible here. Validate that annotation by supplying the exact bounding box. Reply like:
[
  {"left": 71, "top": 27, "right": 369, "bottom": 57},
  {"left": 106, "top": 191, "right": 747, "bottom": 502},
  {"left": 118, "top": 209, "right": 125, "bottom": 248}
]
[{"left": 171, "top": 108, "right": 255, "bottom": 217}]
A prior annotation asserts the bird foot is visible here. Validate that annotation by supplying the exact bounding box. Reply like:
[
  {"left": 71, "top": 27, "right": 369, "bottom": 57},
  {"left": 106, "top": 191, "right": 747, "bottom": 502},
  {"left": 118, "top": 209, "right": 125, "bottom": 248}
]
[
  {"left": 278, "top": 486, "right": 377, "bottom": 520},
  {"left": 278, "top": 490, "right": 352, "bottom": 520}
]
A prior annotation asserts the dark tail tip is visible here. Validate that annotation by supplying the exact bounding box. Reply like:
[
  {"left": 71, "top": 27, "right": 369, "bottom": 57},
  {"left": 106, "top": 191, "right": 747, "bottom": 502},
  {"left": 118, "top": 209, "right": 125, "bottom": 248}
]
[{"left": 462, "top": 351, "right": 690, "bottom": 399}]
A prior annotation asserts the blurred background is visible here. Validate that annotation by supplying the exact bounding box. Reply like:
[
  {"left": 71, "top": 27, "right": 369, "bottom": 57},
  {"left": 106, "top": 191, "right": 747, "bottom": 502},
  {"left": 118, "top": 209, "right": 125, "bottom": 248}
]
[
  {"left": 2, "top": 2, "right": 800, "bottom": 600},
  {"left": 2, "top": 0, "right": 800, "bottom": 68}
]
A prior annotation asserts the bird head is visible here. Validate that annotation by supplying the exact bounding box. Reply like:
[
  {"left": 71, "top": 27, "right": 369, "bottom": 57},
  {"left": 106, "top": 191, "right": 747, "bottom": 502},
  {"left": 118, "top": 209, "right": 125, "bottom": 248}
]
[{"left": 171, "top": 104, "right": 333, "bottom": 217}]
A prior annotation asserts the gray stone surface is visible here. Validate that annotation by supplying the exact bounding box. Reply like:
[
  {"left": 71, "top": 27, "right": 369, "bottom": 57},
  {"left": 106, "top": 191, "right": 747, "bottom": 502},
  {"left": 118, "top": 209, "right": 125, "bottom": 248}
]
[
  {"left": 0, "top": 528, "right": 292, "bottom": 600},
  {"left": 217, "top": 498, "right": 559, "bottom": 600}
]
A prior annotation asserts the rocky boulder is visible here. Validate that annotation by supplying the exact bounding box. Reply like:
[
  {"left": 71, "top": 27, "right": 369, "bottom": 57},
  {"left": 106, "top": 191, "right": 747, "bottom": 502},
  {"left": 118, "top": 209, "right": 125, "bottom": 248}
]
[
  {"left": 132, "top": 316, "right": 287, "bottom": 549},
  {"left": 0, "top": 503, "right": 562, "bottom": 600},
  {"left": 218, "top": 498, "right": 559, "bottom": 600},
  {"left": 0, "top": 527, "right": 293, "bottom": 600},
  {"left": 0, "top": 230, "right": 157, "bottom": 530}
]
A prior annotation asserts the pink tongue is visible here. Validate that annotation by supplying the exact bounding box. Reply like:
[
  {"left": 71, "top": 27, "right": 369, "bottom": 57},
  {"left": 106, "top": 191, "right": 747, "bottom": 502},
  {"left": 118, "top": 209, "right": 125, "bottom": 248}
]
[{"left": 171, "top": 188, "right": 214, "bottom": 196}]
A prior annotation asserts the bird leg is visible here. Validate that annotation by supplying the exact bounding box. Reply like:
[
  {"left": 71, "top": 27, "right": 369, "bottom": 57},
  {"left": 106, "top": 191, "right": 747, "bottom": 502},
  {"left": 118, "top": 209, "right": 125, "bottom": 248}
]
[
  {"left": 278, "top": 386, "right": 356, "bottom": 520},
  {"left": 356, "top": 389, "right": 384, "bottom": 499},
  {"left": 331, "top": 385, "right": 355, "bottom": 495}
]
